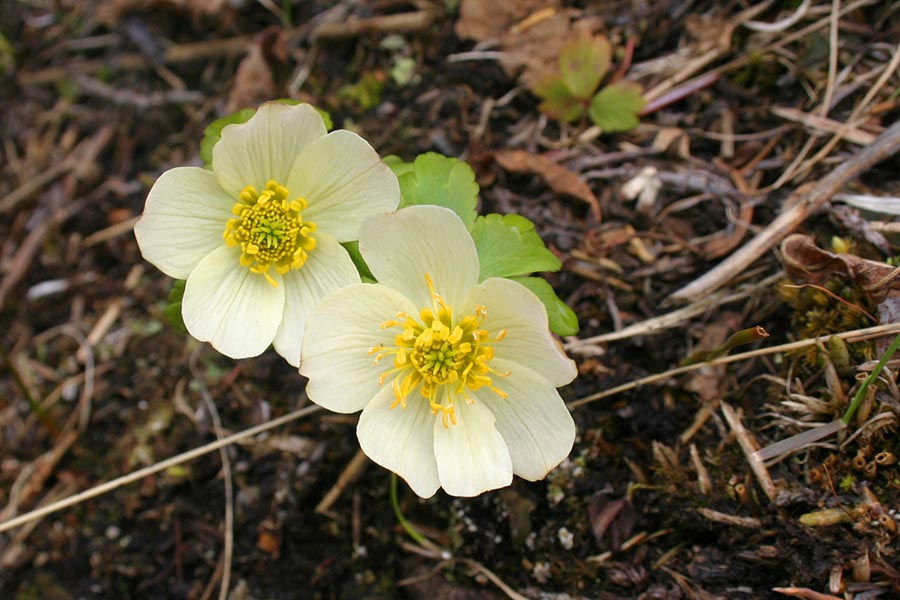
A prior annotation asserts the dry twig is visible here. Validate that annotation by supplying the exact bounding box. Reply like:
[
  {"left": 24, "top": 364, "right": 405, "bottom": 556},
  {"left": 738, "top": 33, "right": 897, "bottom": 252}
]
[
  {"left": 0, "top": 405, "right": 321, "bottom": 534},
  {"left": 568, "top": 322, "right": 900, "bottom": 408},
  {"left": 720, "top": 402, "right": 777, "bottom": 502},
  {"left": 669, "top": 119, "right": 900, "bottom": 303}
]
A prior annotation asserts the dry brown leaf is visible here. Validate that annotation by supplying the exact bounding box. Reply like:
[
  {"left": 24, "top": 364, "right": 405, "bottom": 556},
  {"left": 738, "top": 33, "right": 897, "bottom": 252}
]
[
  {"left": 781, "top": 234, "right": 900, "bottom": 336},
  {"left": 499, "top": 10, "right": 581, "bottom": 89},
  {"left": 454, "top": 0, "right": 562, "bottom": 43},
  {"left": 494, "top": 149, "right": 601, "bottom": 221},
  {"left": 587, "top": 492, "right": 636, "bottom": 551},
  {"left": 455, "top": 0, "right": 601, "bottom": 89},
  {"left": 701, "top": 199, "right": 754, "bottom": 259},
  {"left": 226, "top": 26, "right": 287, "bottom": 114},
  {"left": 99, "top": 0, "right": 232, "bottom": 25},
  {"left": 781, "top": 234, "right": 900, "bottom": 303}
]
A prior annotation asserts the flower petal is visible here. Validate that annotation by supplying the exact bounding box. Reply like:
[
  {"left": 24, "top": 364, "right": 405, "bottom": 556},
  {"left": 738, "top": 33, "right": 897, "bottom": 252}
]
[
  {"left": 212, "top": 103, "right": 328, "bottom": 197},
  {"left": 464, "top": 277, "right": 576, "bottom": 387},
  {"left": 358, "top": 385, "right": 441, "bottom": 499},
  {"left": 182, "top": 245, "right": 284, "bottom": 358},
  {"left": 301, "top": 282, "right": 419, "bottom": 413},
  {"left": 286, "top": 130, "right": 400, "bottom": 242},
  {"left": 134, "top": 167, "right": 234, "bottom": 279},
  {"left": 272, "top": 234, "right": 361, "bottom": 367},
  {"left": 476, "top": 358, "right": 575, "bottom": 481},
  {"left": 360, "top": 205, "right": 480, "bottom": 310},
  {"left": 433, "top": 397, "right": 512, "bottom": 497}
]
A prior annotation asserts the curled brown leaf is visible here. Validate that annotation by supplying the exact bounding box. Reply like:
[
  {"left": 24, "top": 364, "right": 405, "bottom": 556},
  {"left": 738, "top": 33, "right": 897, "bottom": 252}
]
[{"left": 494, "top": 149, "right": 601, "bottom": 221}]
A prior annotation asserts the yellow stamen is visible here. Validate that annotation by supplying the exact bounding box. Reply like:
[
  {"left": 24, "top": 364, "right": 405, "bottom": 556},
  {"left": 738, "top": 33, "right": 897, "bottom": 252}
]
[
  {"left": 369, "top": 273, "right": 510, "bottom": 428},
  {"left": 223, "top": 180, "right": 317, "bottom": 286}
]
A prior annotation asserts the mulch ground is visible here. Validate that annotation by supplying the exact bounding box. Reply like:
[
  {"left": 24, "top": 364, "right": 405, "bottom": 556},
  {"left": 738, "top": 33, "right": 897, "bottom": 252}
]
[{"left": 2, "top": 1, "right": 900, "bottom": 599}]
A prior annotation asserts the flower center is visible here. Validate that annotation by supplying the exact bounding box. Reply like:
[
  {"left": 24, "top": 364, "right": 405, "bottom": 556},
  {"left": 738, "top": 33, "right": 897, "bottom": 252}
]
[
  {"left": 223, "top": 180, "right": 317, "bottom": 286},
  {"left": 370, "top": 274, "right": 508, "bottom": 428}
]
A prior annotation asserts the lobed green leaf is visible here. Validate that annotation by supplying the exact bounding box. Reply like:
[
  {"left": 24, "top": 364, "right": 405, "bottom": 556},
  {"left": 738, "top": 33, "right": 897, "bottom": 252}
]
[
  {"left": 395, "top": 152, "right": 479, "bottom": 228},
  {"left": 471, "top": 213, "right": 561, "bottom": 280},
  {"left": 559, "top": 32, "right": 611, "bottom": 100},
  {"left": 509, "top": 276, "right": 579, "bottom": 336},
  {"left": 533, "top": 76, "right": 584, "bottom": 123},
  {"left": 384, "top": 154, "right": 416, "bottom": 178},
  {"left": 199, "top": 108, "right": 256, "bottom": 167},
  {"left": 588, "top": 81, "right": 646, "bottom": 132},
  {"left": 163, "top": 279, "right": 188, "bottom": 333}
]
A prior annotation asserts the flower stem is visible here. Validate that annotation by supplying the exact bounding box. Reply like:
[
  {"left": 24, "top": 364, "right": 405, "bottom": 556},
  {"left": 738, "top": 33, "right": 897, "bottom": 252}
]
[
  {"left": 841, "top": 331, "right": 900, "bottom": 426},
  {"left": 389, "top": 473, "right": 431, "bottom": 548}
]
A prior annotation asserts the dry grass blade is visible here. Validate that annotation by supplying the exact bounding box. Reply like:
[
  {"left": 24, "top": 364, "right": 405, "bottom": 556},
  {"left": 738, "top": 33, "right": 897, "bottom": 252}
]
[
  {"left": 720, "top": 402, "right": 777, "bottom": 502},
  {"left": 568, "top": 322, "right": 900, "bottom": 408},
  {"left": 742, "top": 0, "right": 812, "bottom": 32},
  {"left": 315, "top": 449, "right": 369, "bottom": 515},
  {"left": 770, "top": 107, "right": 877, "bottom": 145},
  {"left": 772, "top": 588, "right": 842, "bottom": 600},
  {"left": 566, "top": 273, "right": 781, "bottom": 350},
  {"left": 191, "top": 358, "right": 235, "bottom": 600},
  {"left": 0, "top": 405, "right": 321, "bottom": 534},
  {"left": 696, "top": 507, "right": 761, "bottom": 528},
  {"left": 457, "top": 558, "right": 530, "bottom": 600}
]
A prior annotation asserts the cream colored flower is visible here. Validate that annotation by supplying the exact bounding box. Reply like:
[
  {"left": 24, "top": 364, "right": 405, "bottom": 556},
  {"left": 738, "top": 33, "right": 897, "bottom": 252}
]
[
  {"left": 134, "top": 102, "right": 400, "bottom": 365},
  {"left": 300, "top": 205, "right": 577, "bottom": 497}
]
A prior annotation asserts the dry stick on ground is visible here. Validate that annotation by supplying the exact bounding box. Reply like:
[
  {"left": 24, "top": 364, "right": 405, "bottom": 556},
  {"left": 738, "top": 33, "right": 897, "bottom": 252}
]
[
  {"left": 720, "top": 402, "right": 777, "bottom": 502},
  {"left": 313, "top": 11, "right": 434, "bottom": 40},
  {"left": 783, "top": 38, "right": 900, "bottom": 187},
  {"left": 668, "top": 119, "right": 900, "bottom": 304},
  {"left": 0, "top": 405, "right": 322, "bottom": 534},
  {"left": 567, "top": 322, "right": 900, "bottom": 409},
  {"left": 16, "top": 36, "right": 253, "bottom": 86},
  {"left": 642, "top": 0, "right": 875, "bottom": 105},
  {"left": 565, "top": 273, "right": 782, "bottom": 350},
  {"left": 191, "top": 357, "right": 235, "bottom": 600},
  {"left": 315, "top": 449, "right": 369, "bottom": 515}
]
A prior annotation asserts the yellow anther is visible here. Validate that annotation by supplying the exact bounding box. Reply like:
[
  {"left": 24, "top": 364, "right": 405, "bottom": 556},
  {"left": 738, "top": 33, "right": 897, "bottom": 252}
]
[
  {"left": 373, "top": 273, "right": 508, "bottom": 427},
  {"left": 223, "top": 182, "right": 315, "bottom": 285}
]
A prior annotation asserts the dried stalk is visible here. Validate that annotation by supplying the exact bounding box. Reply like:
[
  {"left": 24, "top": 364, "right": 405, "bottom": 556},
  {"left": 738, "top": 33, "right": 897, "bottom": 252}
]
[{"left": 669, "top": 119, "right": 900, "bottom": 303}]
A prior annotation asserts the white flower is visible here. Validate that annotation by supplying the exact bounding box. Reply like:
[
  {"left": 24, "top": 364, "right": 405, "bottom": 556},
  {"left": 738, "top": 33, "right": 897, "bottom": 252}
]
[
  {"left": 300, "top": 205, "right": 577, "bottom": 498},
  {"left": 134, "top": 102, "right": 400, "bottom": 365}
]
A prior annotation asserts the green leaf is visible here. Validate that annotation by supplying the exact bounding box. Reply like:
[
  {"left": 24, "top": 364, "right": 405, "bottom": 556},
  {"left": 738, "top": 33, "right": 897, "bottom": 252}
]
[
  {"left": 397, "top": 152, "right": 479, "bottom": 228},
  {"left": 163, "top": 279, "right": 188, "bottom": 333},
  {"left": 510, "top": 276, "right": 579, "bottom": 336},
  {"left": 533, "top": 76, "right": 584, "bottom": 123},
  {"left": 471, "top": 213, "right": 561, "bottom": 280},
  {"left": 199, "top": 108, "right": 257, "bottom": 167},
  {"left": 309, "top": 103, "right": 333, "bottom": 130},
  {"left": 198, "top": 101, "right": 333, "bottom": 167},
  {"left": 341, "top": 241, "right": 376, "bottom": 283},
  {"left": 383, "top": 154, "right": 416, "bottom": 178},
  {"left": 337, "top": 72, "right": 384, "bottom": 110},
  {"left": 559, "top": 32, "right": 611, "bottom": 100},
  {"left": 588, "top": 81, "right": 646, "bottom": 132}
]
